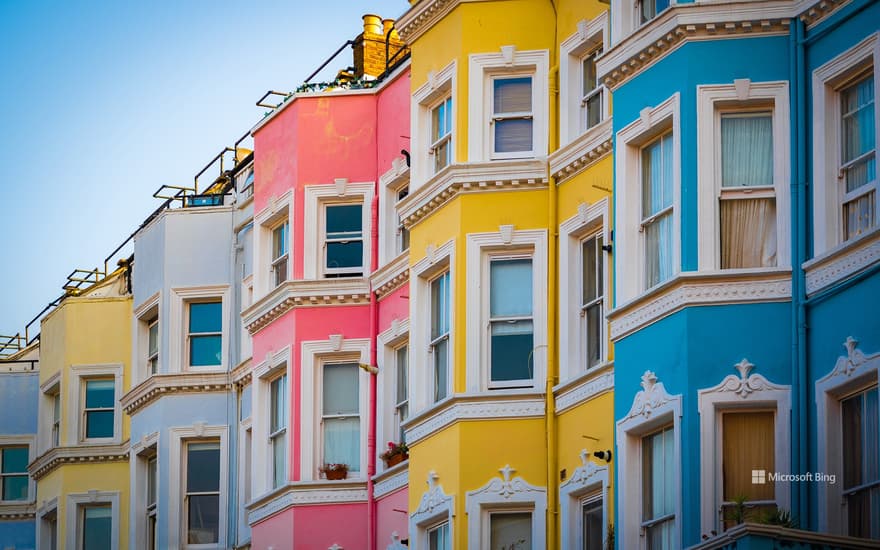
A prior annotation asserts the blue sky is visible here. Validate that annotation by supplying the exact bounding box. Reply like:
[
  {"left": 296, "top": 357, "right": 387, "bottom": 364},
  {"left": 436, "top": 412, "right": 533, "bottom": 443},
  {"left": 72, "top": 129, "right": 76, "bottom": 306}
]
[{"left": 0, "top": 0, "right": 406, "bottom": 336}]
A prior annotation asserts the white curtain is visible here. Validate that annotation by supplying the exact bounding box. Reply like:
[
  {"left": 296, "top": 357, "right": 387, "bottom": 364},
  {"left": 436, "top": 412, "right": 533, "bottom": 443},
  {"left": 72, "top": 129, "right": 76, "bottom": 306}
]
[
  {"left": 643, "top": 135, "right": 674, "bottom": 287},
  {"left": 721, "top": 115, "right": 773, "bottom": 188},
  {"left": 323, "top": 364, "right": 359, "bottom": 470},
  {"left": 324, "top": 417, "right": 360, "bottom": 471},
  {"left": 721, "top": 198, "right": 777, "bottom": 268}
]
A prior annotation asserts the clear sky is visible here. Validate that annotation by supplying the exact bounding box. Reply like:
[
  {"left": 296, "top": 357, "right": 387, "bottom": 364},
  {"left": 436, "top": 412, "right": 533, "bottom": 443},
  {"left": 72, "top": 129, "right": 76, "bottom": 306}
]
[{"left": 0, "top": 0, "right": 407, "bottom": 337}]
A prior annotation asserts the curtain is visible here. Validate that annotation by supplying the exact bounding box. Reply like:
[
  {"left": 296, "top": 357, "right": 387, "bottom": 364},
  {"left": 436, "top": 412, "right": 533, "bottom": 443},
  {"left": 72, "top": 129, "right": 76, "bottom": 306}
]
[
  {"left": 643, "top": 135, "right": 673, "bottom": 287},
  {"left": 323, "top": 364, "right": 359, "bottom": 470},
  {"left": 842, "top": 77, "right": 875, "bottom": 190},
  {"left": 324, "top": 417, "right": 360, "bottom": 471},
  {"left": 643, "top": 427, "right": 675, "bottom": 550},
  {"left": 721, "top": 115, "right": 773, "bottom": 188},
  {"left": 720, "top": 198, "right": 777, "bottom": 268},
  {"left": 490, "top": 512, "right": 532, "bottom": 550},
  {"left": 845, "top": 192, "right": 876, "bottom": 240},
  {"left": 722, "top": 411, "right": 775, "bottom": 502}
]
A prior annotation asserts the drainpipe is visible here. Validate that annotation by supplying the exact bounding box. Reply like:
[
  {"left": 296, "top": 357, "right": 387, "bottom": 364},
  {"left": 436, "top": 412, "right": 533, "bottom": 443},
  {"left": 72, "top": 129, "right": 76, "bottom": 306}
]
[
  {"left": 367, "top": 108, "right": 381, "bottom": 550},
  {"left": 789, "top": 16, "right": 809, "bottom": 525}
]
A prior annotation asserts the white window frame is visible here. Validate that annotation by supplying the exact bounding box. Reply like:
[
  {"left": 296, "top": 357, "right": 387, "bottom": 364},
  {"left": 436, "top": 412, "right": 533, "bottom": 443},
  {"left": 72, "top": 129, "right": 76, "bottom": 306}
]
[
  {"left": 468, "top": 47, "right": 549, "bottom": 162},
  {"left": 430, "top": 96, "right": 454, "bottom": 174},
  {"left": 377, "top": 319, "right": 410, "bottom": 470},
  {"left": 560, "top": 15, "right": 609, "bottom": 146},
  {"left": 268, "top": 371, "right": 288, "bottom": 490},
  {"left": 410, "top": 471, "right": 455, "bottom": 550},
  {"left": 379, "top": 157, "right": 411, "bottom": 265},
  {"left": 559, "top": 454, "right": 609, "bottom": 550},
  {"left": 489, "top": 73, "right": 535, "bottom": 160},
  {"left": 410, "top": 240, "right": 456, "bottom": 413},
  {"left": 465, "top": 229, "right": 547, "bottom": 392},
  {"left": 253, "top": 190, "right": 293, "bottom": 298},
  {"left": 615, "top": 93, "right": 681, "bottom": 304},
  {"left": 812, "top": 33, "right": 880, "bottom": 255},
  {"left": 270, "top": 220, "right": 290, "bottom": 288},
  {"left": 816, "top": 336, "right": 880, "bottom": 535},
  {"left": 616, "top": 370, "right": 682, "bottom": 550},
  {"left": 133, "top": 292, "right": 160, "bottom": 384},
  {"left": 0, "top": 436, "right": 35, "bottom": 504},
  {"left": 169, "top": 286, "right": 231, "bottom": 374},
  {"left": 167, "top": 424, "right": 229, "bottom": 550},
  {"left": 299, "top": 337, "right": 370, "bottom": 480},
  {"left": 411, "top": 60, "right": 456, "bottom": 190},
  {"left": 697, "top": 360, "right": 791, "bottom": 536},
  {"left": 696, "top": 80, "right": 791, "bottom": 271},
  {"left": 65, "top": 491, "right": 121, "bottom": 550},
  {"left": 465, "top": 466, "right": 547, "bottom": 550},
  {"left": 251, "top": 347, "right": 291, "bottom": 497},
  {"left": 39, "top": 374, "right": 61, "bottom": 454},
  {"left": 67, "top": 364, "right": 123, "bottom": 446},
  {"left": 129, "top": 433, "right": 159, "bottom": 550},
  {"left": 36, "top": 498, "right": 59, "bottom": 550},
  {"left": 560, "top": 200, "right": 610, "bottom": 381},
  {"left": 303, "top": 181, "right": 373, "bottom": 279}
]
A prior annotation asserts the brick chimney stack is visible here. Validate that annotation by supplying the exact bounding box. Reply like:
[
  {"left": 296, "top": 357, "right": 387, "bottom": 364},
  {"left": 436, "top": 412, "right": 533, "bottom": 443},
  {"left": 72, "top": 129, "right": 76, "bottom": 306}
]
[{"left": 353, "top": 14, "right": 407, "bottom": 79}]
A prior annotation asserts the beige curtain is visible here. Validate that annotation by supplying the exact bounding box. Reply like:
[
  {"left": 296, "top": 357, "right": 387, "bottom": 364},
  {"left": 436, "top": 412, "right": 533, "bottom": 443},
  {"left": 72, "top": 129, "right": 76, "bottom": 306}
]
[
  {"left": 721, "top": 198, "right": 777, "bottom": 269},
  {"left": 722, "top": 411, "right": 775, "bottom": 502}
]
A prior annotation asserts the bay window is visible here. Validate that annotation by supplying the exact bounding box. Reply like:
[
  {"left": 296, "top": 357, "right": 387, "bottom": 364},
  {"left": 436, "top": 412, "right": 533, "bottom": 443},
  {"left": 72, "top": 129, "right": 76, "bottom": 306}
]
[
  {"left": 489, "top": 258, "right": 534, "bottom": 387},
  {"left": 270, "top": 374, "right": 288, "bottom": 488},
  {"left": 272, "top": 221, "right": 289, "bottom": 286},
  {"left": 0, "top": 446, "right": 28, "bottom": 501},
  {"left": 322, "top": 363, "right": 360, "bottom": 472},
  {"left": 431, "top": 97, "right": 453, "bottom": 173},
  {"left": 188, "top": 301, "right": 222, "bottom": 368},
  {"left": 841, "top": 385, "right": 879, "bottom": 539},
  {"left": 840, "top": 74, "right": 876, "bottom": 241},
  {"left": 492, "top": 76, "right": 533, "bottom": 157},
  {"left": 431, "top": 272, "right": 451, "bottom": 402},
  {"left": 642, "top": 425, "right": 675, "bottom": 550},
  {"left": 185, "top": 442, "right": 220, "bottom": 544},
  {"left": 641, "top": 133, "right": 674, "bottom": 288},
  {"left": 324, "top": 204, "right": 364, "bottom": 277},
  {"left": 83, "top": 379, "right": 114, "bottom": 440}
]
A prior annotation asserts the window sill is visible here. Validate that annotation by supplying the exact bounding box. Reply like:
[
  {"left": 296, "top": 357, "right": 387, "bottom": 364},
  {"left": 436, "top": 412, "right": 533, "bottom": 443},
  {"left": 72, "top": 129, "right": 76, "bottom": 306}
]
[{"left": 804, "top": 226, "right": 880, "bottom": 297}]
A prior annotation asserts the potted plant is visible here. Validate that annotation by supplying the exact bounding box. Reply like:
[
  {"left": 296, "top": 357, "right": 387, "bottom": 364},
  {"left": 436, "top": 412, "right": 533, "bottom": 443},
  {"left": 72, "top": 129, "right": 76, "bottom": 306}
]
[
  {"left": 380, "top": 441, "right": 409, "bottom": 467},
  {"left": 320, "top": 463, "right": 349, "bottom": 480}
]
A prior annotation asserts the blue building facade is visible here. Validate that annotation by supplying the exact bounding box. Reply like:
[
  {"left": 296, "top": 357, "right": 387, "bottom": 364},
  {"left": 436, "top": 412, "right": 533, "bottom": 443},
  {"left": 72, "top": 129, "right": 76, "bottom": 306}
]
[
  {"left": 604, "top": 0, "right": 879, "bottom": 547},
  {"left": 0, "top": 346, "right": 39, "bottom": 550}
]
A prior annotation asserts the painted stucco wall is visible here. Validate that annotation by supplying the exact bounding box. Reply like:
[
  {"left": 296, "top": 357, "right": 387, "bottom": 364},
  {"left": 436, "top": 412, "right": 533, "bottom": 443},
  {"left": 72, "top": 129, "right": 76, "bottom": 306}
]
[
  {"left": 0, "top": 372, "right": 39, "bottom": 434},
  {"left": 376, "top": 487, "right": 409, "bottom": 548},
  {"left": 0, "top": 520, "right": 36, "bottom": 550}
]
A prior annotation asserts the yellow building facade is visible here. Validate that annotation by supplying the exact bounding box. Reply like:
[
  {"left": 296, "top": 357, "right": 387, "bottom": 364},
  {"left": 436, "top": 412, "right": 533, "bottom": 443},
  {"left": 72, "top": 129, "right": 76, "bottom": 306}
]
[
  {"left": 30, "top": 268, "right": 132, "bottom": 549},
  {"left": 397, "top": 0, "right": 614, "bottom": 547}
]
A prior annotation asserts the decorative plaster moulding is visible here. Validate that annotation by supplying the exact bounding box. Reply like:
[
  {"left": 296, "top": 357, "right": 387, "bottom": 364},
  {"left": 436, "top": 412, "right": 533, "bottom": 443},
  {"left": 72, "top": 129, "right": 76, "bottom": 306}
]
[
  {"left": 0, "top": 503, "right": 36, "bottom": 520},
  {"left": 465, "top": 465, "right": 548, "bottom": 550},
  {"left": 403, "top": 394, "right": 545, "bottom": 444},
  {"left": 803, "top": 228, "right": 880, "bottom": 296},
  {"left": 554, "top": 369, "right": 614, "bottom": 414},
  {"left": 247, "top": 483, "right": 368, "bottom": 525},
  {"left": 597, "top": 1, "right": 796, "bottom": 91},
  {"left": 548, "top": 118, "right": 613, "bottom": 184},
  {"left": 798, "top": 0, "right": 852, "bottom": 27},
  {"left": 397, "top": 159, "right": 549, "bottom": 229},
  {"left": 120, "top": 372, "right": 233, "bottom": 415},
  {"left": 242, "top": 278, "right": 371, "bottom": 334},
  {"left": 397, "top": 0, "right": 459, "bottom": 43},
  {"left": 621, "top": 370, "right": 678, "bottom": 422},
  {"left": 609, "top": 270, "right": 791, "bottom": 341},
  {"left": 371, "top": 252, "right": 410, "bottom": 299},
  {"left": 373, "top": 465, "right": 410, "bottom": 498},
  {"left": 28, "top": 443, "right": 130, "bottom": 481}
]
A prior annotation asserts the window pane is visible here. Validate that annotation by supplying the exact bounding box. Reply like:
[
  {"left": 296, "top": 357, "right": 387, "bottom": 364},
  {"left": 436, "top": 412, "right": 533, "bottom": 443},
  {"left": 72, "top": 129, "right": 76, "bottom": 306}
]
[
  {"left": 645, "top": 212, "right": 673, "bottom": 288},
  {"left": 583, "top": 498, "right": 603, "bottom": 550},
  {"left": 189, "top": 302, "right": 222, "bottom": 334},
  {"left": 273, "top": 433, "right": 286, "bottom": 488},
  {"left": 586, "top": 92, "right": 602, "bottom": 130},
  {"left": 493, "top": 77, "right": 532, "bottom": 114},
  {"left": 82, "top": 506, "right": 112, "bottom": 550},
  {"left": 433, "top": 338, "right": 449, "bottom": 402},
  {"left": 187, "top": 494, "right": 219, "bottom": 544},
  {"left": 326, "top": 241, "right": 364, "bottom": 270},
  {"left": 326, "top": 204, "right": 362, "bottom": 235},
  {"left": 187, "top": 442, "right": 220, "bottom": 493},
  {"left": 323, "top": 363, "right": 359, "bottom": 415},
  {"left": 86, "top": 411, "right": 114, "bottom": 439},
  {"left": 273, "top": 222, "right": 289, "bottom": 260},
  {"left": 396, "top": 346, "right": 408, "bottom": 404},
  {"left": 490, "top": 512, "right": 532, "bottom": 550},
  {"left": 324, "top": 417, "right": 360, "bottom": 470},
  {"left": 147, "top": 458, "right": 157, "bottom": 506},
  {"left": 434, "top": 138, "right": 451, "bottom": 173},
  {"left": 85, "top": 380, "right": 114, "bottom": 409},
  {"left": 582, "top": 56, "right": 597, "bottom": 96},
  {"left": 844, "top": 191, "right": 876, "bottom": 240},
  {"left": 431, "top": 272, "right": 450, "bottom": 339},
  {"left": 1, "top": 447, "right": 28, "bottom": 473},
  {"left": 148, "top": 322, "right": 158, "bottom": 356},
  {"left": 721, "top": 114, "right": 773, "bottom": 188},
  {"left": 642, "top": 134, "right": 673, "bottom": 218},
  {"left": 643, "top": 427, "right": 674, "bottom": 520},
  {"left": 720, "top": 197, "right": 777, "bottom": 268},
  {"left": 2, "top": 475, "right": 28, "bottom": 501},
  {"left": 190, "top": 335, "right": 222, "bottom": 366},
  {"left": 586, "top": 303, "right": 601, "bottom": 369},
  {"left": 429, "top": 522, "right": 450, "bottom": 550},
  {"left": 490, "top": 320, "right": 534, "bottom": 382},
  {"left": 722, "top": 411, "right": 775, "bottom": 502},
  {"left": 432, "top": 98, "right": 451, "bottom": 142},
  {"left": 841, "top": 76, "right": 875, "bottom": 164},
  {"left": 495, "top": 118, "right": 533, "bottom": 153},
  {"left": 582, "top": 238, "right": 598, "bottom": 304},
  {"left": 271, "top": 375, "right": 287, "bottom": 433},
  {"left": 490, "top": 259, "right": 532, "bottom": 317}
]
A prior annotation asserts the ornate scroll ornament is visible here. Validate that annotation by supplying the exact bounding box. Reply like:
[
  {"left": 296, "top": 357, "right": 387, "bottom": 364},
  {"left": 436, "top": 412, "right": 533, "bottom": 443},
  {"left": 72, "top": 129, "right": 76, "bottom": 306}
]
[
  {"left": 710, "top": 359, "right": 788, "bottom": 399},
  {"left": 564, "top": 450, "right": 607, "bottom": 489},
  {"left": 830, "top": 337, "right": 876, "bottom": 379},
  {"left": 624, "top": 371, "right": 676, "bottom": 420},
  {"left": 414, "top": 471, "right": 452, "bottom": 516},
  {"left": 468, "top": 464, "right": 545, "bottom": 501}
]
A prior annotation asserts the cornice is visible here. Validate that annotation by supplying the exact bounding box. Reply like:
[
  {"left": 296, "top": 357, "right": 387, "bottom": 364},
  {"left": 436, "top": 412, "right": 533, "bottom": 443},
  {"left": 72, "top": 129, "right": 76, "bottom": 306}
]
[
  {"left": 398, "top": 159, "right": 549, "bottom": 229},
  {"left": 120, "top": 372, "right": 233, "bottom": 415},
  {"left": 803, "top": 228, "right": 880, "bottom": 296},
  {"left": 549, "top": 118, "right": 613, "bottom": 185},
  {"left": 397, "top": 0, "right": 460, "bottom": 43},
  {"left": 598, "top": 1, "right": 793, "bottom": 91},
  {"left": 373, "top": 462, "right": 410, "bottom": 498},
  {"left": 372, "top": 253, "right": 410, "bottom": 299},
  {"left": 247, "top": 481, "right": 368, "bottom": 525},
  {"left": 231, "top": 358, "right": 253, "bottom": 388},
  {"left": 798, "top": 0, "right": 851, "bottom": 28},
  {"left": 242, "top": 278, "right": 371, "bottom": 334},
  {"left": 609, "top": 270, "right": 792, "bottom": 341},
  {"left": 29, "top": 442, "right": 130, "bottom": 481},
  {"left": 0, "top": 502, "right": 36, "bottom": 520},
  {"left": 554, "top": 367, "right": 614, "bottom": 414},
  {"left": 403, "top": 392, "right": 545, "bottom": 444}
]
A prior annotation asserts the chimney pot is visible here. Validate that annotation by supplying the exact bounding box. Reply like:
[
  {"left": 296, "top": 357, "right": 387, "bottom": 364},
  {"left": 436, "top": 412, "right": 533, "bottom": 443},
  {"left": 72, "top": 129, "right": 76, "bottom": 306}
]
[
  {"left": 382, "top": 18, "right": 396, "bottom": 37},
  {"left": 362, "top": 14, "right": 382, "bottom": 36}
]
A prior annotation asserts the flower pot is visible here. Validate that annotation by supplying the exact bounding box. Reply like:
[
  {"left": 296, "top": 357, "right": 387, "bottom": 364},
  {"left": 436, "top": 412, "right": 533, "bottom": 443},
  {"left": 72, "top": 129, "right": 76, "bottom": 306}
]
[
  {"left": 325, "top": 469, "right": 347, "bottom": 480},
  {"left": 384, "top": 453, "right": 408, "bottom": 467}
]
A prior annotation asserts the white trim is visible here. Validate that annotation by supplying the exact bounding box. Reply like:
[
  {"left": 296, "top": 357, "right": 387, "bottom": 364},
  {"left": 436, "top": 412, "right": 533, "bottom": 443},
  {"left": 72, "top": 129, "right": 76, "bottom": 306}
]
[
  {"left": 379, "top": 158, "right": 412, "bottom": 265},
  {"left": 373, "top": 463, "right": 410, "bottom": 499},
  {"left": 411, "top": 60, "right": 457, "bottom": 192},
  {"left": 128, "top": 433, "right": 159, "bottom": 550},
  {"left": 66, "top": 363, "right": 124, "bottom": 446},
  {"left": 465, "top": 465, "right": 547, "bottom": 550},
  {"left": 251, "top": 347, "right": 292, "bottom": 496},
  {"left": 804, "top": 227, "right": 880, "bottom": 295},
  {"left": 299, "top": 337, "right": 370, "bottom": 480},
  {"left": 815, "top": 336, "right": 880, "bottom": 535},
  {"left": 616, "top": 370, "right": 682, "bottom": 550},
  {"left": 409, "top": 471, "right": 454, "bottom": 550},
  {"left": 468, "top": 48, "right": 549, "bottom": 162},
  {"left": 253, "top": 190, "right": 293, "bottom": 300},
  {"left": 247, "top": 483, "right": 369, "bottom": 525},
  {"left": 560, "top": 14, "right": 610, "bottom": 146},
  {"left": 35, "top": 497, "right": 58, "bottom": 550},
  {"left": 615, "top": 93, "right": 681, "bottom": 304},
  {"left": 167, "top": 424, "right": 229, "bottom": 550},
  {"left": 168, "top": 285, "right": 232, "bottom": 373},
  {"left": 559, "top": 200, "right": 610, "bottom": 381},
  {"left": 64, "top": 491, "right": 121, "bottom": 550},
  {"left": 39, "top": 376, "right": 61, "bottom": 455},
  {"left": 0, "top": 435, "right": 36, "bottom": 505},
  {"left": 554, "top": 367, "right": 614, "bottom": 414},
  {"left": 465, "top": 229, "right": 547, "bottom": 392},
  {"left": 303, "top": 182, "right": 374, "bottom": 280},
  {"left": 696, "top": 80, "right": 792, "bottom": 271},
  {"left": 377, "top": 319, "right": 410, "bottom": 471},
  {"left": 133, "top": 292, "right": 161, "bottom": 384},
  {"left": 409, "top": 240, "right": 456, "bottom": 413},
  {"left": 559, "top": 452, "right": 609, "bottom": 550},
  {"left": 812, "top": 33, "right": 880, "bottom": 256},
  {"left": 697, "top": 359, "right": 792, "bottom": 535}
]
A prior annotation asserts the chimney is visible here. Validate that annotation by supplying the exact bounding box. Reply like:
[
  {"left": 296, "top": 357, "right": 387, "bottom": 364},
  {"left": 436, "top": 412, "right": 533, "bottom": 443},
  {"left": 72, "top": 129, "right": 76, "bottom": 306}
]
[{"left": 353, "top": 13, "right": 407, "bottom": 79}]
